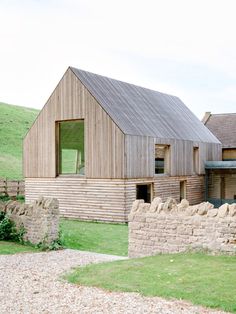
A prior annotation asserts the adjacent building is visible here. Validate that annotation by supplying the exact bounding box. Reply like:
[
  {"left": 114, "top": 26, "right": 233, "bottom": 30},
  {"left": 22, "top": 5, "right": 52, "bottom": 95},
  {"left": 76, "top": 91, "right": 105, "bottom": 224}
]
[{"left": 203, "top": 112, "right": 236, "bottom": 206}]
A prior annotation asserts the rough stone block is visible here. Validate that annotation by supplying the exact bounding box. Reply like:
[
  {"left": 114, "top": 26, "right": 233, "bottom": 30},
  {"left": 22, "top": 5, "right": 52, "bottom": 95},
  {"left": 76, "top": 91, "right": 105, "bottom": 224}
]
[
  {"left": 5, "top": 197, "right": 59, "bottom": 246},
  {"left": 131, "top": 199, "right": 144, "bottom": 213},
  {"left": 218, "top": 203, "right": 229, "bottom": 218},
  {"left": 157, "top": 202, "right": 164, "bottom": 213},
  {"left": 149, "top": 197, "right": 162, "bottom": 212},
  {"left": 137, "top": 203, "right": 150, "bottom": 213},
  {"left": 229, "top": 204, "right": 236, "bottom": 217},
  {"left": 207, "top": 208, "right": 218, "bottom": 217}
]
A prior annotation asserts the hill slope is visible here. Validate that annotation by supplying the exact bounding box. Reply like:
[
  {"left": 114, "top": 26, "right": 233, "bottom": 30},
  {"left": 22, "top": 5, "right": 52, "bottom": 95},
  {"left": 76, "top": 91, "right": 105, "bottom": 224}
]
[{"left": 0, "top": 102, "right": 39, "bottom": 179}]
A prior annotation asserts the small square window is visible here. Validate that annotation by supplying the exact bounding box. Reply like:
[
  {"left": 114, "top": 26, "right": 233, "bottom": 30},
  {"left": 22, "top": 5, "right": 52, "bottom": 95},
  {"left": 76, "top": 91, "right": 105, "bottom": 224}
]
[
  {"left": 155, "top": 145, "right": 170, "bottom": 174},
  {"left": 136, "top": 184, "right": 153, "bottom": 203}
]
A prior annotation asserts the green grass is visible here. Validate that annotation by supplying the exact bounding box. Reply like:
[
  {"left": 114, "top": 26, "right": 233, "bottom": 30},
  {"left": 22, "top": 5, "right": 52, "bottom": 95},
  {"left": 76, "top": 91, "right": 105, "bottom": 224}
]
[
  {"left": 60, "top": 219, "right": 128, "bottom": 256},
  {"left": 0, "top": 102, "right": 39, "bottom": 179},
  {"left": 67, "top": 253, "right": 236, "bottom": 313},
  {"left": 0, "top": 241, "right": 40, "bottom": 254}
]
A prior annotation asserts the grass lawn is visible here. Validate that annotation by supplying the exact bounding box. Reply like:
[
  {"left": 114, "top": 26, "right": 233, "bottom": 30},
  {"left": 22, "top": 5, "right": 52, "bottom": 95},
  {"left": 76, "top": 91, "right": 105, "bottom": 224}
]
[
  {"left": 67, "top": 253, "right": 236, "bottom": 313},
  {"left": 0, "top": 241, "right": 40, "bottom": 255},
  {"left": 60, "top": 219, "right": 128, "bottom": 256},
  {"left": 0, "top": 102, "right": 38, "bottom": 179}
]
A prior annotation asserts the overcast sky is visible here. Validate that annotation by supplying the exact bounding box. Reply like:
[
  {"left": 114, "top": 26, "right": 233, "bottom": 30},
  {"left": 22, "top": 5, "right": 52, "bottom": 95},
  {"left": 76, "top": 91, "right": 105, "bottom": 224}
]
[{"left": 0, "top": 0, "right": 236, "bottom": 118}]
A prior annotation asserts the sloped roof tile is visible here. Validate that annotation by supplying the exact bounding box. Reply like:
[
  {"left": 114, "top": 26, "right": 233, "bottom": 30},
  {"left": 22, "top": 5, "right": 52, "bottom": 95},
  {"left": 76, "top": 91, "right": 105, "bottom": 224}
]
[{"left": 204, "top": 113, "right": 236, "bottom": 148}]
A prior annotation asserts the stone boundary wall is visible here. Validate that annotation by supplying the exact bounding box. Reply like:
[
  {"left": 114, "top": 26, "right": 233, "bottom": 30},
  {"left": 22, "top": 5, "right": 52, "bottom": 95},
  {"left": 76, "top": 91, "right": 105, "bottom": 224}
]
[
  {"left": 129, "top": 197, "right": 236, "bottom": 258},
  {"left": 0, "top": 197, "right": 59, "bottom": 245}
]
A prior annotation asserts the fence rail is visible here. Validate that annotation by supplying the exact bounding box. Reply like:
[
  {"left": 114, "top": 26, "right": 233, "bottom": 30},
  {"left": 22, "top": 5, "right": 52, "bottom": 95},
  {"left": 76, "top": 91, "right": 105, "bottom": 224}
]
[{"left": 0, "top": 178, "right": 25, "bottom": 197}]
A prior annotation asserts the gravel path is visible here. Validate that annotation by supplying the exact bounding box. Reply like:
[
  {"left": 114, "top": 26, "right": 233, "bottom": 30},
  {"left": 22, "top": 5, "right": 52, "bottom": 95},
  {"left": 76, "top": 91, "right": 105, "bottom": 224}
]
[{"left": 0, "top": 249, "right": 228, "bottom": 314}]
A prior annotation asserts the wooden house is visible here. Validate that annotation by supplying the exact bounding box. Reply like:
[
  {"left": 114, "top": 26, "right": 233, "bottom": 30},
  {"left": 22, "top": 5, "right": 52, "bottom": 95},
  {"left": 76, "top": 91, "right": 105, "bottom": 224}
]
[
  {"left": 23, "top": 67, "right": 221, "bottom": 222},
  {"left": 203, "top": 112, "right": 236, "bottom": 206}
]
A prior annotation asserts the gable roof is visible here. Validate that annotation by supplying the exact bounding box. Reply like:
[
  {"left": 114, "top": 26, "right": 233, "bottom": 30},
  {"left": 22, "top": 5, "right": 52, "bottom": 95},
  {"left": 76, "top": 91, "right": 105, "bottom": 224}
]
[
  {"left": 71, "top": 67, "right": 220, "bottom": 143},
  {"left": 203, "top": 113, "right": 236, "bottom": 148}
]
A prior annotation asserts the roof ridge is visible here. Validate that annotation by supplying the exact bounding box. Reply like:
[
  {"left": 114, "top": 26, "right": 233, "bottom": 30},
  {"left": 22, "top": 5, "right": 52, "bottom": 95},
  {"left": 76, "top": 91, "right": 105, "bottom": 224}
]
[
  {"left": 70, "top": 66, "right": 178, "bottom": 99},
  {"left": 210, "top": 112, "right": 236, "bottom": 116}
]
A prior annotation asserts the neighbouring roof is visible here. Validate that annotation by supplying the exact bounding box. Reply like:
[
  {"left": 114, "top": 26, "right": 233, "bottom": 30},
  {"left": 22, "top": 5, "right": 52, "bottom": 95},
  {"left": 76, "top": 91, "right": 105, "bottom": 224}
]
[
  {"left": 205, "top": 160, "right": 236, "bottom": 169},
  {"left": 203, "top": 113, "right": 236, "bottom": 148},
  {"left": 71, "top": 67, "right": 220, "bottom": 143}
]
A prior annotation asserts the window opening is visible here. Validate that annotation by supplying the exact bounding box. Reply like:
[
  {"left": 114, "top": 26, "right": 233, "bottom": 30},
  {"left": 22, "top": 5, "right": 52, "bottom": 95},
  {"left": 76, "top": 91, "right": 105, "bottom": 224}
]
[
  {"left": 180, "top": 180, "right": 187, "bottom": 201},
  {"left": 155, "top": 145, "right": 170, "bottom": 174},
  {"left": 57, "top": 120, "right": 85, "bottom": 175},
  {"left": 136, "top": 184, "right": 152, "bottom": 203}
]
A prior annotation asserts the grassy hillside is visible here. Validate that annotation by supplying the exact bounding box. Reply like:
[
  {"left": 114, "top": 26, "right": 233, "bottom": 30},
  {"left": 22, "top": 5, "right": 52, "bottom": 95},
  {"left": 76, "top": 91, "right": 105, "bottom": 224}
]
[{"left": 0, "top": 102, "right": 39, "bottom": 179}]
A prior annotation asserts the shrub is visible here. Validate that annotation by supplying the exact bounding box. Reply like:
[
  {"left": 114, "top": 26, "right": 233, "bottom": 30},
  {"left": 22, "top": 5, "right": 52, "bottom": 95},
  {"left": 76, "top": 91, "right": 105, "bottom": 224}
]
[
  {"left": 0, "top": 211, "right": 25, "bottom": 242},
  {"left": 36, "top": 231, "right": 63, "bottom": 251},
  {"left": 0, "top": 194, "right": 25, "bottom": 203},
  {"left": 0, "top": 194, "right": 10, "bottom": 202}
]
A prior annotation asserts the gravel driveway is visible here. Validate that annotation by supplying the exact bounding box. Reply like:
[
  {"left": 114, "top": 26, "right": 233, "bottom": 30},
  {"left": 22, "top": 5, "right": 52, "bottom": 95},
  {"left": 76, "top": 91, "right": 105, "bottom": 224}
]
[{"left": 0, "top": 249, "right": 228, "bottom": 314}]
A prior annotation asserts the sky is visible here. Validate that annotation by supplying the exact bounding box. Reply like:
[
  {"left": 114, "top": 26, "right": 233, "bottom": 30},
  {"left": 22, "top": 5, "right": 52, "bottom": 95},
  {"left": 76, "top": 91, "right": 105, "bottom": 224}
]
[{"left": 0, "top": 0, "right": 236, "bottom": 119}]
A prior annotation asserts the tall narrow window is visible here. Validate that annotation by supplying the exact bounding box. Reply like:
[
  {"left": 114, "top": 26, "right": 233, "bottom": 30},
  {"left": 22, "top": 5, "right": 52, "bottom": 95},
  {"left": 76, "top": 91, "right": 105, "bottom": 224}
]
[
  {"left": 57, "top": 120, "right": 85, "bottom": 175},
  {"left": 220, "top": 177, "right": 225, "bottom": 200},
  {"left": 180, "top": 180, "right": 187, "bottom": 201},
  {"left": 155, "top": 145, "right": 170, "bottom": 174},
  {"left": 193, "top": 147, "right": 199, "bottom": 174}
]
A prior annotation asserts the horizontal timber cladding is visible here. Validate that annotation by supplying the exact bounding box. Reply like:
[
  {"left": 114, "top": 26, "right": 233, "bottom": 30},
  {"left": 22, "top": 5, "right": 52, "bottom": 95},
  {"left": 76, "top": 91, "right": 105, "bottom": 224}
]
[
  {"left": 153, "top": 175, "right": 205, "bottom": 205},
  {"left": 25, "top": 177, "right": 128, "bottom": 222},
  {"left": 223, "top": 148, "right": 236, "bottom": 160},
  {"left": 208, "top": 171, "right": 236, "bottom": 199},
  {"left": 23, "top": 68, "right": 124, "bottom": 179},
  {"left": 25, "top": 175, "right": 205, "bottom": 222}
]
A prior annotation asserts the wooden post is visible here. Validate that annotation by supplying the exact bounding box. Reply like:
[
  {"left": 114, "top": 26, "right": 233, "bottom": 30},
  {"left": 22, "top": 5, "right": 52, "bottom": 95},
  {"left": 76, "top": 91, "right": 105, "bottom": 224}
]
[
  {"left": 76, "top": 150, "right": 82, "bottom": 174},
  {"left": 4, "top": 178, "right": 8, "bottom": 197},
  {"left": 17, "top": 180, "right": 20, "bottom": 196}
]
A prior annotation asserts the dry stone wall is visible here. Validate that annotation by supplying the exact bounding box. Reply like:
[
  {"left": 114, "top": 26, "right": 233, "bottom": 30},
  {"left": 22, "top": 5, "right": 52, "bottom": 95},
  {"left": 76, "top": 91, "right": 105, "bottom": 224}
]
[
  {"left": 129, "top": 197, "right": 236, "bottom": 258},
  {"left": 0, "top": 197, "right": 59, "bottom": 245}
]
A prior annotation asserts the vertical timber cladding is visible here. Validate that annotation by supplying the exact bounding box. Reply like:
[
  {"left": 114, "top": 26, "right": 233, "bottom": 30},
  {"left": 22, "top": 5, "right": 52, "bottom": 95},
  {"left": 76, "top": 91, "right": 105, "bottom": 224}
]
[{"left": 23, "top": 68, "right": 125, "bottom": 179}]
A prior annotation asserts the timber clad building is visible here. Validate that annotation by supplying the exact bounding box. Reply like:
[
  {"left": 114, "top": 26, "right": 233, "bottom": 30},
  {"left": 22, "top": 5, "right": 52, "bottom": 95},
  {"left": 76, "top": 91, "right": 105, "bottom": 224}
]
[
  {"left": 24, "top": 67, "right": 221, "bottom": 222},
  {"left": 203, "top": 113, "right": 236, "bottom": 206}
]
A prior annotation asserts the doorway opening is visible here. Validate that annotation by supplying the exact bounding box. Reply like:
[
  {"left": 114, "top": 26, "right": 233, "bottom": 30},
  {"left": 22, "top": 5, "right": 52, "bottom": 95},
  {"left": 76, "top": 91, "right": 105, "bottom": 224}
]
[
  {"left": 136, "top": 184, "right": 153, "bottom": 203},
  {"left": 180, "top": 180, "right": 187, "bottom": 201}
]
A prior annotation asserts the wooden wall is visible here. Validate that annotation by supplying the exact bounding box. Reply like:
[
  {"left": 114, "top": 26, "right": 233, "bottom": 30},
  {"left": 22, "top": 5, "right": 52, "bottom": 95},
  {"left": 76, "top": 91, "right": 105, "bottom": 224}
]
[
  {"left": 24, "top": 68, "right": 124, "bottom": 179},
  {"left": 24, "top": 68, "right": 221, "bottom": 180},
  {"left": 223, "top": 149, "right": 236, "bottom": 160},
  {"left": 25, "top": 175, "right": 205, "bottom": 222},
  {"left": 208, "top": 171, "right": 236, "bottom": 200},
  {"left": 124, "top": 135, "right": 154, "bottom": 178},
  {"left": 154, "top": 175, "right": 204, "bottom": 205},
  {"left": 154, "top": 138, "right": 221, "bottom": 176},
  {"left": 25, "top": 177, "right": 127, "bottom": 222}
]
